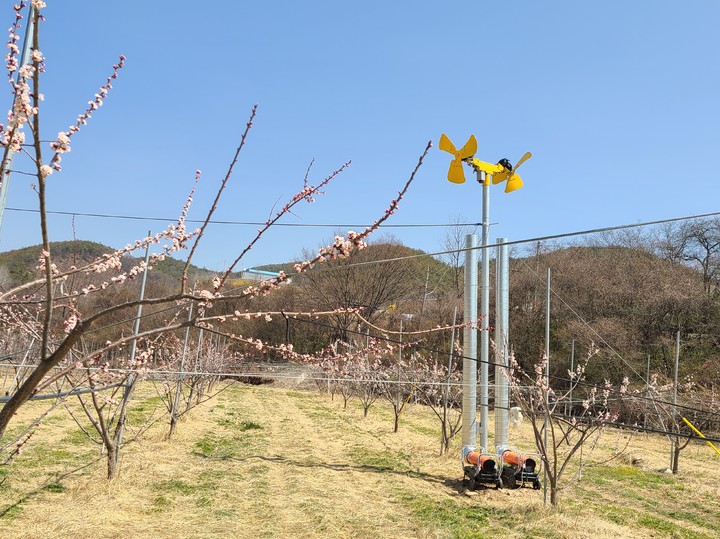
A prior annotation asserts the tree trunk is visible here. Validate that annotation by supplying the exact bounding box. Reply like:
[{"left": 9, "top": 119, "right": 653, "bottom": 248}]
[
  {"left": 106, "top": 443, "right": 119, "bottom": 480},
  {"left": 0, "top": 328, "right": 82, "bottom": 439},
  {"left": 0, "top": 361, "right": 56, "bottom": 439},
  {"left": 168, "top": 414, "right": 178, "bottom": 439},
  {"left": 548, "top": 475, "right": 559, "bottom": 506},
  {"left": 672, "top": 441, "right": 681, "bottom": 474}
]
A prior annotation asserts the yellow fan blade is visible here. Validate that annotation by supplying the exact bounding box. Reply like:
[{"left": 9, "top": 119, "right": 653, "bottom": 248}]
[
  {"left": 447, "top": 159, "right": 466, "bottom": 184},
  {"left": 505, "top": 173, "right": 523, "bottom": 193},
  {"left": 439, "top": 133, "right": 456, "bottom": 154},
  {"left": 513, "top": 151, "right": 532, "bottom": 171},
  {"left": 457, "top": 134, "right": 477, "bottom": 160},
  {"left": 492, "top": 171, "right": 508, "bottom": 185}
]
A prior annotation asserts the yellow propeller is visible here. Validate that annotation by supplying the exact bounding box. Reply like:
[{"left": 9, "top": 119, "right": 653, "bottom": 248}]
[
  {"left": 492, "top": 151, "right": 532, "bottom": 193},
  {"left": 439, "top": 133, "right": 477, "bottom": 184}
]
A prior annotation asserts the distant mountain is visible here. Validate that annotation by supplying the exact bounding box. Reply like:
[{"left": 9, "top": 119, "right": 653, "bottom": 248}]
[
  {"left": 0, "top": 241, "right": 112, "bottom": 286},
  {"left": 2, "top": 239, "right": 717, "bottom": 385},
  {"left": 0, "top": 240, "right": 222, "bottom": 289}
]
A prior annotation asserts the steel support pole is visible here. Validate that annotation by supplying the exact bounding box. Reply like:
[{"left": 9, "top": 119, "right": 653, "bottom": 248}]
[
  {"left": 569, "top": 340, "right": 575, "bottom": 416},
  {"left": 494, "top": 238, "right": 509, "bottom": 452},
  {"left": 443, "top": 306, "right": 458, "bottom": 455},
  {"left": 544, "top": 267, "right": 551, "bottom": 506},
  {"left": 461, "top": 234, "right": 478, "bottom": 459},
  {"left": 479, "top": 174, "right": 490, "bottom": 452},
  {"left": 114, "top": 233, "right": 152, "bottom": 465},
  {"left": 670, "top": 330, "right": 680, "bottom": 471},
  {"left": 398, "top": 318, "right": 403, "bottom": 416},
  {"left": 445, "top": 306, "right": 458, "bottom": 411},
  {"left": 171, "top": 288, "right": 195, "bottom": 426},
  {"left": 0, "top": 5, "right": 36, "bottom": 237}
]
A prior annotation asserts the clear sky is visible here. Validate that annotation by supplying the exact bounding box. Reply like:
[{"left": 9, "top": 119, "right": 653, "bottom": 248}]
[{"left": 1, "top": 1, "right": 719, "bottom": 271}]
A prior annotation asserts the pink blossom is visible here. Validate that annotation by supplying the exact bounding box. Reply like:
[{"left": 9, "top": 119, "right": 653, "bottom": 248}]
[
  {"left": 50, "top": 131, "right": 71, "bottom": 153},
  {"left": 63, "top": 314, "right": 77, "bottom": 333}
]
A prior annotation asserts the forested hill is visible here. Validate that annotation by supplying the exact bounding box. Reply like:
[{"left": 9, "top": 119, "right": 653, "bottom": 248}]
[
  {"left": 508, "top": 245, "right": 719, "bottom": 383},
  {"left": 1, "top": 238, "right": 718, "bottom": 385},
  {"left": 0, "top": 240, "right": 220, "bottom": 289}
]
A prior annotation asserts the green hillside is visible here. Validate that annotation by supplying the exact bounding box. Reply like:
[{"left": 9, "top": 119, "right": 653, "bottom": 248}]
[
  {"left": 0, "top": 241, "right": 112, "bottom": 285},
  {"left": 0, "top": 241, "right": 220, "bottom": 289}
]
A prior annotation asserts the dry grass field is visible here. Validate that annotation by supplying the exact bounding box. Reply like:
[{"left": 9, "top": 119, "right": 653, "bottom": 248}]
[{"left": 1, "top": 380, "right": 719, "bottom": 538}]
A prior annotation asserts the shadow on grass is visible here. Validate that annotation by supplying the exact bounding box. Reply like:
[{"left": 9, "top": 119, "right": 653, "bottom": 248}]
[
  {"left": 0, "top": 459, "right": 98, "bottom": 519},
  {"left": 195, "top": 452, "right": 462, "bottom": 490}
]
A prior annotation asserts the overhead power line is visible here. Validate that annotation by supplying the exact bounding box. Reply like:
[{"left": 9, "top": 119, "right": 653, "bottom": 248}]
[
  {"left": 299, "top": 210, "right": 720, "bottom": 274},
  {"left": 4, "top": 207, "right": 480, "bottom": 229}
]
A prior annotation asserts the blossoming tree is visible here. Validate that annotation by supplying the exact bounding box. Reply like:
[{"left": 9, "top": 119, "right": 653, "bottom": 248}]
[
  {"left": 508, "top": 345, "right": 628, "bottom": 506},
  {"left": 0, "top": 1, "right": 431, "bottom": 477}
]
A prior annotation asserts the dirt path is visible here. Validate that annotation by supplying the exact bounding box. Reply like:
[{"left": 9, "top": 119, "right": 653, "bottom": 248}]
[{"left": 221, "top": 387, "right": 440, "bottom": 538}]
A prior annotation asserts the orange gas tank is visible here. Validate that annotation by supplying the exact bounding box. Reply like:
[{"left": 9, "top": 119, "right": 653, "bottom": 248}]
[
  {"left": 466, "top": 451, "right": 496, "bottom": 473},
  {"left": 502, "top": 450, "right": 523, "bottom": 466}
]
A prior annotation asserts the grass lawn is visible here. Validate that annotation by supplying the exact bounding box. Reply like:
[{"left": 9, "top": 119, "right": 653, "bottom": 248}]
[{"left": 1, "top": 381, "right": 718, "bottom": 538}]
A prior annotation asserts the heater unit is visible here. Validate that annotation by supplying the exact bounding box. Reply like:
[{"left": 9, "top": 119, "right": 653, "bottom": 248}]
[
  {"left": 501, "top": 449, "right": 542, "bottom": 490},
  {"left": 463, "top": 449, "right": 503, "bottom": 489}
]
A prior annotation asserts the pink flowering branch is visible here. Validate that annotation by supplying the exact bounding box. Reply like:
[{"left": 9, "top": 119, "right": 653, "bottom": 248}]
[
  {"left": 0, "top": 195, "right": 201, "bottom": 303},
  {"left": 294, "top": 141, "right": 432, "bottom": 272},
  {"left": 182, "top": 105, "right": 257, "bottom": 292},
  {"left": 46, "top": 54, "right": 125, "bottom": 174},
  {"left": 3, "top": 3, "right": 26, "bottom": 79},
  {"left": 0, "top": 2, "right": 31, "bottom": 193},
  {"left": 355, "top": 312, "right": 483, "bottom": 336},
  {"left": 198, "top": 307, "right": 362, "bottom": 327},
  {"left": 21, "top": 4, "right": 55, "bottom": 361},
  {"left": 220, "top": 141, "right": 432, "bottom": 301},
  {"left": 136, "top": 314, "right": 422, "bottom": 378},
  {"left": 214, "top": 156, "right": 351, "bottom": 292}
]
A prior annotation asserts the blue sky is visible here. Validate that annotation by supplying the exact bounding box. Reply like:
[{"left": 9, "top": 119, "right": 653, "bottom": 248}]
[{"left": 1, "top": 1, "right": 719, "bottom": 271}]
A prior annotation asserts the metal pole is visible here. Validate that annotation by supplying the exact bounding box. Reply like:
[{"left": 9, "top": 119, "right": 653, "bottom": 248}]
[
  {"left": 494, "top": 238, "right": 509, "bottom": 452},
  {"left": 171, "top": 288, "right": 195, "bottom": 424},
  {"left": 397, "top": 317, "right": 402, "bottom": 415},
  {"left": 670, "top": 330, "right": 680, "bottom": 470},
  {"left": 544, "top": 267, "right": 551, "bottom": 506},
  {"left": 461, "top": 234, "right": 478, "bottom": 458},
  {"left": 444, "top": 307, "right": 458, "bottom": 412},
  {"left": 421, "top": 266, "right": 429, "bottom": 316},
  {"left": 366, "top": 328, "right": 370, "bottom": 413},
  {"left": 196, "top": 327, "right": 205, "bottom": 370},
  {"left": 443, "top": 306, "right": 458, "bottom": 454},
  {"left": 479, "top": 172, "right": 490, "bottom": 452},
  {"left": 569, "top": 340, "right": 575, "bottom": 416},
  {"left": 673, "top": 330, "right": 680, "bottom": 410},
  {"left": 645, "top": 354, "right": 650, "bottom": 428},
  {"left": 127, "top": 234, "right": 152, "bottom": 371},
  {"left": 115, "top": 233, "right": 152, "bottom": 463},
  {"left": 0, "top": 5, "right": 36, "bottom": 237}
]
